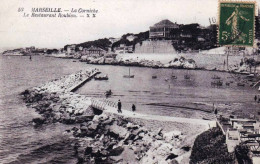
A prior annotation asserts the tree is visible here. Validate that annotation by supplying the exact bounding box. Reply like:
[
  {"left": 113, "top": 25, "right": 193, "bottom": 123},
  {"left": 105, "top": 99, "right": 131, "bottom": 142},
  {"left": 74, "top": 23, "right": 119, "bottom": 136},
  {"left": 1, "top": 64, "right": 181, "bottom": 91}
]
[
  {"left": 244, "top": 58, "right": 256, "bottom": 74},
  {"left": 235, "top": 143, "right": 253, "bottom": 164}
]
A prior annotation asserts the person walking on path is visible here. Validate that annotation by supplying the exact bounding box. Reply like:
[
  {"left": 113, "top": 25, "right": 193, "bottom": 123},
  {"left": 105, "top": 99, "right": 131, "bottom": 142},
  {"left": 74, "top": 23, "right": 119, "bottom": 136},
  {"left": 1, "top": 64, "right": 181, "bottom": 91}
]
[
  {"left": 117, "top": 99, "right": 122, "bottom": 113},
  {"left": 132, "top": 104, "right": 136, "bottom": 112},
  {"left": 214, "top": 107, "right": 218, "bottom": 115},
  {"left": 213, "top": 103, "right": 218, "bottom": 117}
]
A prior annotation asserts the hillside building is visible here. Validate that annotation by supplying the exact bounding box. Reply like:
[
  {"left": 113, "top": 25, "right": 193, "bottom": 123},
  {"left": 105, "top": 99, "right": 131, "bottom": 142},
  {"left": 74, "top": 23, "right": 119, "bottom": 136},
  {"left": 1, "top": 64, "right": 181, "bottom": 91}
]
[
  {"left": 149, "top": 19, "right": 179, "bottom": 40},
  {"left": 114, "top": 44, "right": 133, "bottom": 54},
  {"left": 109, "top": 37, "right": 121, "bottom": 44},
  {"left": 83, "top": 46, "right": 106, "bottom": 57},
  {"left": 25, "top": 46, "right": 35, "bottom": 53},
  {"left": 66, "top": 44, "right": 76, "bottom": 55}
]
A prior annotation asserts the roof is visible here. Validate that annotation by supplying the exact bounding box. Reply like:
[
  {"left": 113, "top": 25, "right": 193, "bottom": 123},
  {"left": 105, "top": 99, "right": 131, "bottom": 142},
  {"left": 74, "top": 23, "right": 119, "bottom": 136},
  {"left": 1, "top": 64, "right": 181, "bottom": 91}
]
[
  {"left": 248, "top": 134, "right": 260, "bottom": 138},
  {"left": 86, "top": 46, "right": 105, "bottom": 51},
  {"left": 151, "top": 19, "right": 178, "bottom": 28},
  {"left": 68, "top": 44, "right": 76, "bottom": 47},
  {"left": 230, "top": 118, "right": 256, "bottom": 123}
]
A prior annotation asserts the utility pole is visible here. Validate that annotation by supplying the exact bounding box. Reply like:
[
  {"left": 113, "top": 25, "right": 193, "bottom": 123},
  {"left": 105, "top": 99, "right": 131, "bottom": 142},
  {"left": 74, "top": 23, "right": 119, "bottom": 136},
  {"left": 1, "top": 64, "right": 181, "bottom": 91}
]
[{"left": 226, "top": 47, "right": 230, "bottom": 71}]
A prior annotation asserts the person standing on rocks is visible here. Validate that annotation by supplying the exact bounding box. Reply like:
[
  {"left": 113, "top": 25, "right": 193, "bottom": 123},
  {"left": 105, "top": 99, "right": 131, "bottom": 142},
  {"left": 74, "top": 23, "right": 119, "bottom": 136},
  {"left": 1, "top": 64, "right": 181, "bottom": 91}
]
[
  {"left": 132, "top": 104, "right": 136, "bottom": 112},
  {"left": 117, "top": 100, "right": 122, "bottom": 113},
  {"left": 74, "top": 142, "right": 79, "bottom": 156}
]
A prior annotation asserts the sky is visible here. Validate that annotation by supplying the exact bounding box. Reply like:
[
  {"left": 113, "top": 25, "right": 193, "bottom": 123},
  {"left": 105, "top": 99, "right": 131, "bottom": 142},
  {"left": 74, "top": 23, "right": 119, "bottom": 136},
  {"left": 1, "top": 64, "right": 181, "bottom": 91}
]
[{"left": 0, "top": 0, "right": 259, "bottom": 50}]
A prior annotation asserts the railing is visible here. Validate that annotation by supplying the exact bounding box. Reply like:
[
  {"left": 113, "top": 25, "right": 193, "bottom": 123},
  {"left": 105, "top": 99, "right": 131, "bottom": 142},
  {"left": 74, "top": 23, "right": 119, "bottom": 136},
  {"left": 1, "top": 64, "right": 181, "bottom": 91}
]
[
  {"left": 91, "top": 98, "right": 117, "bottom": 110},
  {"left": 91, "top": 98, "right": 137, "bottom": 111},
  {"left": 68, "top": 69, "right": 100, "bottom": 92},
  {"left": 216, "top": 120, "right": 226, "bottom": 135}
]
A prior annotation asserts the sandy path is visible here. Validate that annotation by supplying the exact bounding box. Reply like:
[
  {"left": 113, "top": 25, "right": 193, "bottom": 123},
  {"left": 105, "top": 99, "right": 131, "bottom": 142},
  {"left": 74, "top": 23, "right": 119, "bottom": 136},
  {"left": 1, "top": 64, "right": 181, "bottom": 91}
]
[{"left": 103, "top": 106, "right": 216, "bottom": 127}]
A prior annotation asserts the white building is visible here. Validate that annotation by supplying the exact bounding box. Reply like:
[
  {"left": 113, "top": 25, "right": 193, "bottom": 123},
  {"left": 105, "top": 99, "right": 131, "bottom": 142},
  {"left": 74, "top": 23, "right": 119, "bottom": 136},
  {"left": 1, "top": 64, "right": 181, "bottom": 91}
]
[
  {"left": 126, "top": 35, "right": 137, "bottom": 42},
  {"left": 109, "top": 37, "right": 120, "bottom": 44},
  {"left": 67, "top": 44, "right": 76, "bottom": 55}
]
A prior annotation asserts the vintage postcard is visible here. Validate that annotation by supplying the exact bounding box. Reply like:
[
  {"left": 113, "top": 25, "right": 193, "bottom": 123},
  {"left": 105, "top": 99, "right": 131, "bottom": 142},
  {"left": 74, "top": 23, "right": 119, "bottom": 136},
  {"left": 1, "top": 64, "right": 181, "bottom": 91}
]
[{"left": 0, "top": 0, "right": 260, "bottom": 164}]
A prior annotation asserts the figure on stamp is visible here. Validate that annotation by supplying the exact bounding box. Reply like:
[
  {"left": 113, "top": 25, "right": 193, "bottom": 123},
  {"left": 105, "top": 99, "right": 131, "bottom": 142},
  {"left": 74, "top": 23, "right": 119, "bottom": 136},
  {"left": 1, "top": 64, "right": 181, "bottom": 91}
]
[{"left": 225, "top": 5, "right": 249, "bottom": 43}]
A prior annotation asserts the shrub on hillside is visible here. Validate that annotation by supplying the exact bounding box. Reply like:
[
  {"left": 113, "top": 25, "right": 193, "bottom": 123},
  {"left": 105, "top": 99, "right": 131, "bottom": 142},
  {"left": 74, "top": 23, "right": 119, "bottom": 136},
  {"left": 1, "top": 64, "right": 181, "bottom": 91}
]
[
  {"left": 190, "top": 127, "right": 236, "bottom": 164},
  {"left": 235, "top": 143, "right": 253, "bottom": 164}
]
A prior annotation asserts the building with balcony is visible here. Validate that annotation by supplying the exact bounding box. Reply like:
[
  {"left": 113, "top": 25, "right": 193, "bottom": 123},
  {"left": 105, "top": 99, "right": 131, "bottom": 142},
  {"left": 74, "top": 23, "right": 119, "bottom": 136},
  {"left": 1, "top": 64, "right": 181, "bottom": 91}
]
[
  {"left": 149, "top": 19, "right": 179, "bottom": 40},
  {"left": 83, "top": 46, "right": 106, "bottom": 57}
]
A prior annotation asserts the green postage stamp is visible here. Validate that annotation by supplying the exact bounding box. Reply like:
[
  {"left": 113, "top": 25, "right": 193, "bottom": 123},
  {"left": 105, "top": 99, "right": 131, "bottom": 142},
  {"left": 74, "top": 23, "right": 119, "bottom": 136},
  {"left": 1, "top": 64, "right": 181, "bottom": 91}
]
[{"left": 218, "top": 1, "right": 256, "bottom": 47}]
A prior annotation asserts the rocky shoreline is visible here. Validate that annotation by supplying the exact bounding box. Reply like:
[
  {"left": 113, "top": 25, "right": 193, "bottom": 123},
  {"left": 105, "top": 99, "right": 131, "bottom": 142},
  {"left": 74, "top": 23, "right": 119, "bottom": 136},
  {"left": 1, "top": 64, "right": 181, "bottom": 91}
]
[
  {"left": 3, "top": 52, "right": 257, "bottom": 75},
  {"left": 80, "top": 55, "right": 197, "bottom": 69},
  {"left": 45, "top": 53, "right": 258, "bottom": 77},
  {"left": 21, "top": 68, "right": 191, "bottom": 163}
]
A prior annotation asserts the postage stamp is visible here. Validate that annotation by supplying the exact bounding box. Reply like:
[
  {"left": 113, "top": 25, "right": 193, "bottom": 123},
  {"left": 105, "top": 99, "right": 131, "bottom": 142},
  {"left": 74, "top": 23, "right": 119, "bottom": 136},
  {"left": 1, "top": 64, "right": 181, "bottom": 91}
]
[{"left": 218, "top": 1, "right": 256, "bottom": 47}]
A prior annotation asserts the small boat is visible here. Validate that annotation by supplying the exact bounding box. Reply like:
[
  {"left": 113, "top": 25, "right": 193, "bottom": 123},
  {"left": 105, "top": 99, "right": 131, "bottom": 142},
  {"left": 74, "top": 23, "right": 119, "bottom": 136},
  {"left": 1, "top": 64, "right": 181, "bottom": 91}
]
[
  {"left": 184, "top": 74, "right": 190, "bottom": 80},
  {"left": 123, "top": 68, "right": 134, "bottom": 78},
  {"left": 211, "top": 80, "right": 223, "bottom": 86},
  {"left": 237, "top": 82, "right": 245, "bottom": 87},
  {"left": 202, "top": 117, "right": 211, "bottom": 120},
  {"left": 152, "top": 75, "right": 157, "bottom": 79},
  {"left": 171, "top": 69, "right": 177, "bottom": 79},
  {"left": 105, "top": 90, "right": 112, "bottom": 96},
  {"left": 250, "top": 83, "right": 255, "bottom": 87},
  {"left": 212, "top": 75, "right": 221, "bottom": 79},
  {"left": 246, "top": 74, "right": 255, "bottom": 78},
  {"left": 184, "top": 70, "right": 191, "bottom": 80},
  {"left": 95, "top": 74, "right": 108, "bottom": 80}
]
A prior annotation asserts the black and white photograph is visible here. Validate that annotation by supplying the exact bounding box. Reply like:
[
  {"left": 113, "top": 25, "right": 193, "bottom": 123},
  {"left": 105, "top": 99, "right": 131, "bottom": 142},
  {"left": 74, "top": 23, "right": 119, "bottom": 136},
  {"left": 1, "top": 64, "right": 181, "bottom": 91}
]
[{"left": 0, "top": 0, "right": 260, "bottom": 163}]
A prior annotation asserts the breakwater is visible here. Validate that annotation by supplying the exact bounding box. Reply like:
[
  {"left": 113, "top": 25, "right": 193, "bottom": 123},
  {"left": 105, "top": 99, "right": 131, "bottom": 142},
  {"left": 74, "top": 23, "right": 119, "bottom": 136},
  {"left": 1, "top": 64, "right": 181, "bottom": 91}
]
[
  {"left": 21, "top": 68, "right": 190, "bottom": 163},
  {"left": 21, "top": 68, "right": 100, "bottom": 125}
]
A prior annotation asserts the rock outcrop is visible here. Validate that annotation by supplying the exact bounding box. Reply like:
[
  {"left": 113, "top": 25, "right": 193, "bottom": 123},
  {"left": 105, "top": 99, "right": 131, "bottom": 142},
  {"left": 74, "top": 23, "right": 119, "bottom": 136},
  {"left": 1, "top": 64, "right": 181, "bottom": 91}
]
[
  {"left": 165, "top": 57, "right": 197, "bottom": 69},
  {"left": 70, "top": 113, "right": 183, "bottom": 163},
  {"left": 21, "top": 68, "right": 99, "bottom": 125},
  {"left": 80, "top": 55, "right": 196, "bottom": 69}
]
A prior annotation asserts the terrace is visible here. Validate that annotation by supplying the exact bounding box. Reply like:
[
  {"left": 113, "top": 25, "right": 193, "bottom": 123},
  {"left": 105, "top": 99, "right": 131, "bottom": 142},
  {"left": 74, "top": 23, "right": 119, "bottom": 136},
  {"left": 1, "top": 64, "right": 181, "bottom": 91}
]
[{"left": 217, "top": 116, "right": 260, "bottom": 155}]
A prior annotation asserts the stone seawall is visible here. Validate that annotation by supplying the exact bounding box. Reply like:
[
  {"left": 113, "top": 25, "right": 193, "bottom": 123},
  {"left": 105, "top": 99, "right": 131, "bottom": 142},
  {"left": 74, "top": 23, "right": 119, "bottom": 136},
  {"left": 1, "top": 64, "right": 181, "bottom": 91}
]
[
  {"left": 21, "top": 68, "right": 100, "bottom": 125},
  {"left": 21, "top": 69, "right": 188, "bottom": 164},
  {"left": 135, "top": 40, "right": 176, "bottom": 54}
]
